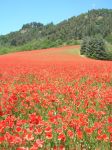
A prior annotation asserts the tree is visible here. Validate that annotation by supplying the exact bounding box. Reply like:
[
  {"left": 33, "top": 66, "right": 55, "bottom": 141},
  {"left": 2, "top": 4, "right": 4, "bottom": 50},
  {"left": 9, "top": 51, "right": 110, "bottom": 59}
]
[
  {"left": 80, "top": 37, "right": 89, "bottom": 55},
  {"left": 106, "top": 34, "right": 112, "bottom": 44},
  {"left": 80, "top": 35, "right": 107, "bottom": 60}
]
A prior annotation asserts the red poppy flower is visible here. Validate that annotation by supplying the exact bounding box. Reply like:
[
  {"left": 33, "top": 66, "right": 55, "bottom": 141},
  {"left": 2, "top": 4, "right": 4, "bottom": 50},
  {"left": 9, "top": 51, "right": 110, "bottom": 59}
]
[{"left": 58, "top": 133, "right": 66, "bottom": 142}]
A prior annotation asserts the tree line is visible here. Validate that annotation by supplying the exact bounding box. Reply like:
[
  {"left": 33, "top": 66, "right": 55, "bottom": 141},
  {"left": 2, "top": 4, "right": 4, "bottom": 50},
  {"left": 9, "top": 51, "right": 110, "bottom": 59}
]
[{"left": 0, "top": 9, "right": 112, "bottom": 56}]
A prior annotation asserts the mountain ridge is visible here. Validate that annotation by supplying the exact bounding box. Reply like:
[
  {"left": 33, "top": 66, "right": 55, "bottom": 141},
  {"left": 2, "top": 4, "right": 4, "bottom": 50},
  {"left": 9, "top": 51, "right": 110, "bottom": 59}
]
[{"left": 0, "top": 8, "right": 112, "bottom": 54}]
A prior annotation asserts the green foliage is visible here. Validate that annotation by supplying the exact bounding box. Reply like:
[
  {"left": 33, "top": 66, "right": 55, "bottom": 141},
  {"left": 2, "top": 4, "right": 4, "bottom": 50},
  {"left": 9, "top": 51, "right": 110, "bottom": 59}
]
[
  {"left": 0, "top": 9, "right": 112, "bottom": 55},
  {"left": 66, "top": 40, "right": 81, "bottom": 45},
  {"left": 105, "top": 34, "right": 112, "bottom": 44},
  {"left": 106, "top": 43, "right": 112, "bottom": 60},
  {"left": 80, "top": 35, "right": 110, "bottom": 60},
  {"left": 0, "top": 39, "right": 63, "bottom": 55},
  {"left": 80, "top": 37, "right": 89, "bottom": 55}
]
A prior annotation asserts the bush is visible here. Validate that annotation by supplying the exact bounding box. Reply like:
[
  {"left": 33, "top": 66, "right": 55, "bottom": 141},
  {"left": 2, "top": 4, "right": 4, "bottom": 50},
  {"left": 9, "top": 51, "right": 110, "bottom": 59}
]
[
  {"left": 80, "top": 36, "right": 108, "bottom": 60},
  {"left": 80, "top": 37, "right": 89, "bottom": 55},
  {"left": 105, "top": 34, "right": 112, "bottom": 44},
  {"left": 66, "top": 39, "right": 81, "bottom": 45}
]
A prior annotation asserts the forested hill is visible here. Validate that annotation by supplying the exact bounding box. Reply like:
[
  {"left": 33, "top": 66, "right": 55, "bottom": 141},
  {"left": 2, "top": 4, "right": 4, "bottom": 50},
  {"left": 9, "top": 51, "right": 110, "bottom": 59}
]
[{"left": 0, "top": 9, "right": 112, "bottom": 52}]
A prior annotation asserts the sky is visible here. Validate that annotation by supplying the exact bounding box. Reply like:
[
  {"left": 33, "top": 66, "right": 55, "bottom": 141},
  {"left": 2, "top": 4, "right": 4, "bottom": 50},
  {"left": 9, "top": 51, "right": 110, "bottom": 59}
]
[{"left": 0, "top": 0, "right": 112, "bottom": 35}]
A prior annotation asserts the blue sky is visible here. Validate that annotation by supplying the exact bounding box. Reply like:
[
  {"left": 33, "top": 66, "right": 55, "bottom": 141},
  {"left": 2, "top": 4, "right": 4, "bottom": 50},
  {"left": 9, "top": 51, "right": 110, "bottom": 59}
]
[{"left": 0, "top": 0, "right": 112, "bottom": 35}]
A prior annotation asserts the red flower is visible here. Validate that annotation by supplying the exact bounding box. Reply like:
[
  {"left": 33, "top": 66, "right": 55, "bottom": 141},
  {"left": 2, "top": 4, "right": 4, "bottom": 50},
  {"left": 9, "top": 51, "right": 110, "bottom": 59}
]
[
  {"left": 35, "top": 128, "right": 42, "bottom": 135},
  {"left": 45, "top": 126, "right": 52, "bottom": 133},
  {"left": 35, "top": 139, "right": 44, "bottom": 148},
  {"left": 85, "top": 127, "right": 94, "bottom": 135},
  {"left": 58, "top": 133, "right": 66, "bottom": 142},
  {"left": 24, "top": 133, "right": 34, "bottom": 141},
  {"left": 29, "top": 113, "right": 42, "bottom": 125},
  {"left": 67, "top": 130, "right": 74, "bottom": 139},
  {"left": 46, "top": 132, "right": 53, "bottom": 139},
  {"left": 53, "top": 145, "right": 65, "bottom": 150},
  {"left": 76, "top": 130, "right": 83, "bottom": 139},
  {"left": 108, "top": 126, "right": 112, "bottom": 133},
  {"left": 16, "top": 127, "right": 22, "bottom": 132},
  {"left": 0, "top": 136, "right": 4, "bottom": 144},
  {"left": 97, "top": 134, "right": 108, "bottom": 142},
  {"left": 108, "top": 117, "right": 112, "bottom": 124}
]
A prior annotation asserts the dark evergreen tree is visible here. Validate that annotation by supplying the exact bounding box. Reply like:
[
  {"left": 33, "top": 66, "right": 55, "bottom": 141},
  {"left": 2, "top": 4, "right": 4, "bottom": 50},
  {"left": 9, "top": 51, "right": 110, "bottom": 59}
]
[{"left": 80, "top": 35, "right": 107, "bottom": 60}]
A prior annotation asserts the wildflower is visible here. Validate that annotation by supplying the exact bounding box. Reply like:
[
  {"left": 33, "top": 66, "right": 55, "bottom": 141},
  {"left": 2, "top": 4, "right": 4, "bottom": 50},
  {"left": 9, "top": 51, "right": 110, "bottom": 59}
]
[{"left": 58, "top": 133, "right": 66, "bottom": 142}]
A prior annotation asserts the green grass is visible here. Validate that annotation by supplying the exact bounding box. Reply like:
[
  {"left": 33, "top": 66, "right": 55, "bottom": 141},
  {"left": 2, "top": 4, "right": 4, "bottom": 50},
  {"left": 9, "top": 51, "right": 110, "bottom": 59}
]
[
  {"left": 56, "top": 48, "right": 80, "bottom": 56},
  {"left": 63, "top": 48, "right": 80, "bottom": 55}
]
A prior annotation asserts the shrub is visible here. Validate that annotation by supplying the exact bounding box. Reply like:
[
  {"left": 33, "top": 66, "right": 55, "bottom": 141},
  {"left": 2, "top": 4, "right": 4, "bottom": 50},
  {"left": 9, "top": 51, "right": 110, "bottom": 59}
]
[
  {"left": 80, "top": 36, "right": 108, "bottom": 60},
  {"left": 105, "top": 34, "right": 112, "bottom": 44}
]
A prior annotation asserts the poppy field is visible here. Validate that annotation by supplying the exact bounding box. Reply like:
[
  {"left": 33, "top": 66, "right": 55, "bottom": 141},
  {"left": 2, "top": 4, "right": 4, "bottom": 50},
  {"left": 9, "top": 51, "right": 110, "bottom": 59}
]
[{"left": 0, "top": 46, "right": 112, "bottom": 150}]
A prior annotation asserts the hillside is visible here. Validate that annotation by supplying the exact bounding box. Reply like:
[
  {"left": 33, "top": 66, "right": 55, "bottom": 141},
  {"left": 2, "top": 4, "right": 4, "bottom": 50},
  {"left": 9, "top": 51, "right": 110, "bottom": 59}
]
[{"left": 0, "top": 9, "right": 112, "bottom": 54}]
